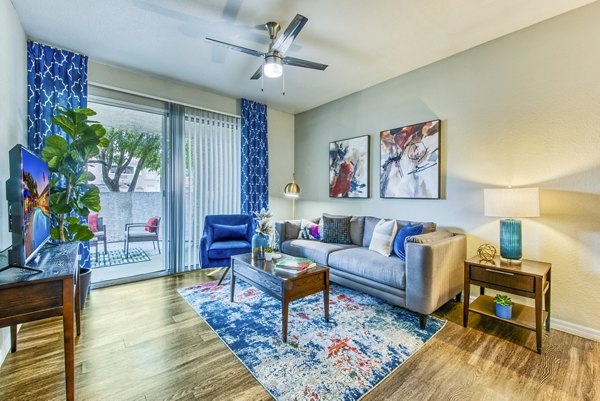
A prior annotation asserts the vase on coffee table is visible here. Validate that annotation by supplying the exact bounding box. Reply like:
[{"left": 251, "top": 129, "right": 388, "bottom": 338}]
[{"left": 252, "top": 232, "right": 269, "bottom": 260}]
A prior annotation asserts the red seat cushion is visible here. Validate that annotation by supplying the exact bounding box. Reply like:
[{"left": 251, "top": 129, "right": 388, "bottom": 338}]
[
  {"left": 88, "top": 214, "right": 99, "bottom": 232},
  {"left": 145, "top": 217, "right": 159, "bottom": 233}
]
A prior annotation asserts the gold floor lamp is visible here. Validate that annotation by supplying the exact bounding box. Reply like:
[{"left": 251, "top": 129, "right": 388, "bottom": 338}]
[{"left": 284, "top": 174, "right": 300, "bottom": 219}]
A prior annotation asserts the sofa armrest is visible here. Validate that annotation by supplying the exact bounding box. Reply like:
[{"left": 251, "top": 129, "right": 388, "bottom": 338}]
[{"left": 405, "top": 234, "right": 466, "bottom": 315}]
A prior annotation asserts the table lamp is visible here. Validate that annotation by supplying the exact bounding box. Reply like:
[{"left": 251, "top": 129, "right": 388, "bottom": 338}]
[
  {"left": 284, "top": 174, "right": 300, "bottom": 219},
  {"left": 484, "top": 187, "right": 539, "bottom": 263}
]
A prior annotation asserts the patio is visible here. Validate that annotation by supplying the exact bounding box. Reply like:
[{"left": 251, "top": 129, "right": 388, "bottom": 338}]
[{"left": 90, "top": 240, "right": 164, "bottom": 283}]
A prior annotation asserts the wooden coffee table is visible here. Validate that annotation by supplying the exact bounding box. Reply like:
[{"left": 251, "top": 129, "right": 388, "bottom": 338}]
[{"left": 230, "top": 253, "right": 330, "bottom": 342}]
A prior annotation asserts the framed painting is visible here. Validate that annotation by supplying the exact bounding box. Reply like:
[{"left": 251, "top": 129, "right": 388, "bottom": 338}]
[
  {"left": 380, "top": 119, "right": 441, "bottom": 199},
  {"left": 329, "top": 135, "right": 370, "bottom": 198}
]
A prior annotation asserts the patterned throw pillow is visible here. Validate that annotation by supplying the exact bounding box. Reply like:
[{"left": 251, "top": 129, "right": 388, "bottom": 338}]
[
  {"left": 393, "top": 223, "right": 424, "bottom": 261},
  {"left": 321, "top": 215, "right": 352, "bottom": 244},
  {"left": 368, "top": 219, "right": 398, "bottom": 257},
  {"left": 298, "top": 219, "right": 321, "bottom": 240}
]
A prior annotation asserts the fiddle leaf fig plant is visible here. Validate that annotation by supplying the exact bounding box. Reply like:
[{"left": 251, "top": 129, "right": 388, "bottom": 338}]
[{"left": 41, "top": 106, "right": 109, "bottom": 243}]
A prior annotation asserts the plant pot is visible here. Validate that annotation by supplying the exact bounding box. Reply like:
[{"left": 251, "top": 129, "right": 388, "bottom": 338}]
[
  {"left": 265, "top": 252, "right": 273, "bottom": 261},
  {"left": 79, "top": 267, "right": 92, "bottom": 309},
  {"left": 494, "top": 303, "right": 512, "bottom": 319}
]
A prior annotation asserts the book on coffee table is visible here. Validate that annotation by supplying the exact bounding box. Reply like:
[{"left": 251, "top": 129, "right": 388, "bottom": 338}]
[{"left": 275, "top": 256, "right": 316, "bottom": 273}]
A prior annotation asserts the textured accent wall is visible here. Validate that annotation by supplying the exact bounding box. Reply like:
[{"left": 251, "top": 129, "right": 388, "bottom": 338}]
[
  {"left": 295, "top": 3, "right": 600, "bottom": 331},
  {"left": 0, "top": 0, "right": 27, "bottom": 365}
]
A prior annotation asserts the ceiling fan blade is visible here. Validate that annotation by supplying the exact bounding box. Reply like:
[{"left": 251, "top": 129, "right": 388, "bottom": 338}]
[
  {"left": 272, "top": 14, "right": 308, "bottom": 55},
  {"left": 250, "top": 65, "right": 263, "bottom": 80},
  {"left": 205, "top": 37, "right": 264, "bottom": 58},
  {"left": 283, "top": 56, "right": 328, "bottom": 71}
]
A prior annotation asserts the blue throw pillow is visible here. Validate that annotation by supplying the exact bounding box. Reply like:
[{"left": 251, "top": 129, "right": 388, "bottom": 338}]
[
  {"left": 212, "top": 224, "right": 248, "bottom": 242},
  {"left": 393, "top": 223, "right": 424, "bottom": 261}
]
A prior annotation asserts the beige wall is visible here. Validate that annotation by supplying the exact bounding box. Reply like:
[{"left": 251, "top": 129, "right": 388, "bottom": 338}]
[
  {"left": 87, "top": 61, "right": 295, "bottom": 222},
  {"left": 295, "top": 3, "right": 600, "bottom": 333},
  {"left": 267, "top": 108, "right": 295, "bottom": 222},
  {"left": 0, "top": 0, "right": 27, "bottom": 364}
]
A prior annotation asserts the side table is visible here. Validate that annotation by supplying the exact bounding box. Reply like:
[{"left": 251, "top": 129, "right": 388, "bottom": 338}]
[{"left": 463, "top": 255, "right": 551, "bottom": 353}]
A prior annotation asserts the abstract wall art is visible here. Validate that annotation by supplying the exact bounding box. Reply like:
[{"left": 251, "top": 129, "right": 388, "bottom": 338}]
[
  {"left": 329, "top": 135, "right": 370, "bottom": 198},
  {"left": 380, "top": 119, "right": 440, "bottom": 199}
]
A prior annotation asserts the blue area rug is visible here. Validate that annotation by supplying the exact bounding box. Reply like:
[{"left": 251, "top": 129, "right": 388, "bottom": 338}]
[{"left": 178, "top": 280, "right": 446, "bottom": 401}]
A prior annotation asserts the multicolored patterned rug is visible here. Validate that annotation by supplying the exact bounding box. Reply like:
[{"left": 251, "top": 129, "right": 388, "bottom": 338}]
[
  {"left": 178, "top": 280, "right": 446, "bottom": 401},
  {"left": 91, "top": 247, "right": 151, "bottom": 268}
]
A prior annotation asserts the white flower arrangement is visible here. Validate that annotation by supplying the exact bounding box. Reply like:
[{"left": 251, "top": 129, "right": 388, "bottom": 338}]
[{"left": 254, "top": 208, "right": 273, "bottom": 236}]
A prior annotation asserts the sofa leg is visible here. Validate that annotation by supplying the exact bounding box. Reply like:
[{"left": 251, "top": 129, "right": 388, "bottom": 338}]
[
  {"left": 419, "top": 314, "right": 428, "bottom": 330},
  {"left": 455, "top": 292, "right": 462, "bottom": 302}
]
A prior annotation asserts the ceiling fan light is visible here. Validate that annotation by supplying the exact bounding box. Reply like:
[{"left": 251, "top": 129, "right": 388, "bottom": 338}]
[{"left": 264, "top": 55, "right": 283, "bottom": 78}]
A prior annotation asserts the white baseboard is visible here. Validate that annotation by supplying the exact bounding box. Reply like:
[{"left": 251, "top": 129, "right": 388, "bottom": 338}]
[
  {"left": 468, "top": 295, "right": 599, "bottom": 342},
  {"left": 550, "top": 318, "right": 600, "bottom": 341},
  {"left": 0, "top": 327, "right": 11, "bottom": 366}
]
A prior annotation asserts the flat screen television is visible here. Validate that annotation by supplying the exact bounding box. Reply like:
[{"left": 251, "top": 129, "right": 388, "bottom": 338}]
[{"left": 4, "top": 144, "right": 51, "bottom": 270}]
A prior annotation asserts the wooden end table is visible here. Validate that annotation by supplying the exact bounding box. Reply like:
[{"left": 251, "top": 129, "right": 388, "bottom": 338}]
[
  {"left": 463, "top": 255, "right": 551, "bottom": 353},
  {"left": 230, "top": 253, "right": 330, "bottom": 342}
]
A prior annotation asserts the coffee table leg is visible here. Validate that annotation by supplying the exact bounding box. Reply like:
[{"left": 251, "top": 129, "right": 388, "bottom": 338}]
[
  {"left": 282, "top": 300, "right": 288, "bottom": 343},
  {"left": 324, "top": 272, "right": 330, "bottom": 323},
  {"left": 230, "top": 264, "right": 235, "bottom": 303}
]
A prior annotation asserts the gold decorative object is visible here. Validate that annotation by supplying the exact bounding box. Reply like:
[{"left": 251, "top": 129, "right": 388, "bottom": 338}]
[{"left": 477, "top": 244, "right": 497, "bottom": 263}]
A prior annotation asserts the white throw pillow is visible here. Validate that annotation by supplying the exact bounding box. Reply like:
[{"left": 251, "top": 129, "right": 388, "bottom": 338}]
[{"left": 368, "top": 219, "right": 398, "bottom": 256}]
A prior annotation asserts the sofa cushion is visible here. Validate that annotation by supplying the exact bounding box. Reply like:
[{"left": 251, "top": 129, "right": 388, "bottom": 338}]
[
  {"left": 323, "top": 214, "right": 365, "bottom": 245},
  {"left": 362, "top": 216, "right": 436, "bottom": 247},
  {"left": 281, "top": 239, "right": 354, "bottom": 266},
  {"left": 284, "top": 220, "right": 301, "bottom": 240},
  {"left": 321, "top": 215, "right": 352, "bottom": 244},
  {"left": 328, "top": 247, "right": 406, "bottom": 290},
  {"left": 212, "top": 224, "right": 248, "bottom": 242},
  {"left": 368, "top": 219, "right": 398, "bottom": 256},
  {"left": 208, "top": 240, "right": 251, "bottom": 259},
  {"left": 406, "top": 230, "right": 453, "bottom": 244},
  {"left": 298, "top": 219, "right": 321, "bottom": 240},
  {"left": 393, "top": 223, "right": 424, "bottom": 261},
  {"left": 362, "top": 216, "right": 381, "bottom": 247}
]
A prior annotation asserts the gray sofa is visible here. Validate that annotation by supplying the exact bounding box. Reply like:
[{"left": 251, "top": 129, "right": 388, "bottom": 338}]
[{"left": 274, "top": 216, "right": 466, "bottom": 328}]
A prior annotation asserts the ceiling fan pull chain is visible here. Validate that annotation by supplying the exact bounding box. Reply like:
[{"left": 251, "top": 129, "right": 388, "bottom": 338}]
[
  {"left": 282, "top": 68, "right": 286, "bottom": 96},
  {"left": 261, "top": 61, "right": 264, "bottom": 92}
]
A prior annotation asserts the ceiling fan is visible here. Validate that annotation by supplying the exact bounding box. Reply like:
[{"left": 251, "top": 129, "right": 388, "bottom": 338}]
[{"left": 205, "top": 14, "right": 328, "bottom": 83}]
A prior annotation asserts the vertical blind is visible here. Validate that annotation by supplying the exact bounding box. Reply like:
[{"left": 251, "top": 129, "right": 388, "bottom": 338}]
[{"left": 182, "top": 107, "right": 241, "bottom": 270}]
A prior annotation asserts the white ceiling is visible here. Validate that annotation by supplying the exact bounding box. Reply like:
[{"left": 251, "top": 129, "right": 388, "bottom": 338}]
[{"left": 12, "top": 0, "right": 596, "bottom": 114}]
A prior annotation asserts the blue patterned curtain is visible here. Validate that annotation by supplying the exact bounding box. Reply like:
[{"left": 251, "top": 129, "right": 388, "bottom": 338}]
[
  {"left": 241, "top": 99, "right": 269, "bottom": 215},
  {"left": 27, "top": 40, "right": 91, "bottom": 267}
]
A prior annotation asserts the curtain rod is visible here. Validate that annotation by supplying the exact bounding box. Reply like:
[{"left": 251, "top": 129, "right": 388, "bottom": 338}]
[{"left": 88, "top": 81, "right": 242, "bottom": 119}]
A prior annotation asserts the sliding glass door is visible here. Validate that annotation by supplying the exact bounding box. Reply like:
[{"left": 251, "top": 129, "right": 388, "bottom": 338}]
[
  {"left": 87, "top": 92, "right": 167, "bottom": 284},
  {"left": 88, "top": 87, "right": 242, "bottom": 279}
]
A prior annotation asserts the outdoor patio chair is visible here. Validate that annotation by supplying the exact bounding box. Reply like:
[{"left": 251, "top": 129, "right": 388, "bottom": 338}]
[
  {"left": 89, "top": 214, "right": 107, "bottom": 262},
  {"left": 124, "top": 216, "right": 161, "bottom": 258}
]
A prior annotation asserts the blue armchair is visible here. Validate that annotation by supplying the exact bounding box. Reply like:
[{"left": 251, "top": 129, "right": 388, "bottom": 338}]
[{"left": 200, "top": 214, "right": 253, "bottom": 284}]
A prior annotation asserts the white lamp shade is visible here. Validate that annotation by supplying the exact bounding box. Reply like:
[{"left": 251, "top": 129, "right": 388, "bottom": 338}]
[{"left": 484, "top": 187, "right": 540, "bottom": 218}]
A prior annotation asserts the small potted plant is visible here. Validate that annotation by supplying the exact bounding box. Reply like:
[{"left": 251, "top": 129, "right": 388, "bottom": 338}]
[
  {"left": 264, "top": 246, "right": 274, "bottom": 261},
  {"left": 494, "top": 294, "right": 513, "bottom": 319}
]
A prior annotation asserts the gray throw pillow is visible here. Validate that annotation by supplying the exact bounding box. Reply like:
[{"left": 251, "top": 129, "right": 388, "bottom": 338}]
[{"left": 321, "top": 215, "right": 352, "bottom": 244}]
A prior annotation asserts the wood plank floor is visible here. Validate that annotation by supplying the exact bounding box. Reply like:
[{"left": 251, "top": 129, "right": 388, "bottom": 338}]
[{"left": 0, "top": 270, "right": 598, "bottom": 401}]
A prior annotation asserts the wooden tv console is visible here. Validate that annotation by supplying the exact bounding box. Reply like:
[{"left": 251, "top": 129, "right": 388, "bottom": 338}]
[{"left": 0, "top": 242, "right": 81, "bottom": 401}]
